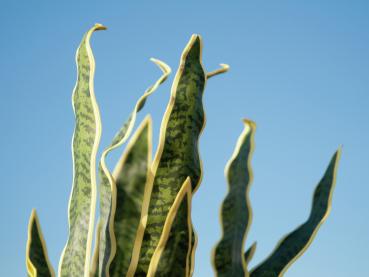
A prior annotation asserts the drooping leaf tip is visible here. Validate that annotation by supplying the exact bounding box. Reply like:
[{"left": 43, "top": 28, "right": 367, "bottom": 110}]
[
  {"left": 207, "top": 64, "right": 230, "bottom": 79},
  {"left": 242, "top": 119, "right": 256, "bottom": 130},
  {"left": 149, "top": 58, "right": 172, "bottom": 75},
  {"left": 219, "top": 63, "right": 230, "bottom": 73},
  {"left": 94, "top": 23, "right": 107, "bottom": 31}
]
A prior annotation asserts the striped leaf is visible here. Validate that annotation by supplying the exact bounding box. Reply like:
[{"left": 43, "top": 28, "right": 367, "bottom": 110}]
[
  {"left": 244, "top": 242, "right": 257, "bottom": 266},
  {"left": 212, "top": 120, "right": 256, "bottom": 277},
  {"left": 97, "top": 59, "right": 171, "bottom": 277},
  {"left": 131, "top": 34, "right": 229, "bottom": 276},
  {"left": 146, "top": 178, "right": 193, "bottom": 277},
  {"left": 58, "top": 23, "right": 106, "bottom": 277},
  {"left": 250, "top": 148, "right": 342, "bottom": 277},
  {"left": 26, "top": 210, "right": 55, "bottom": 277},
  {"left": 108, "top": 116, "right": 152, "bottom": 276}
]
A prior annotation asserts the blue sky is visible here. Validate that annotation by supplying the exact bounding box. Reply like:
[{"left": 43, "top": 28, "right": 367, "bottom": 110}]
[{"left": 1, "top": 1, "right": 368, "bottom": 276}]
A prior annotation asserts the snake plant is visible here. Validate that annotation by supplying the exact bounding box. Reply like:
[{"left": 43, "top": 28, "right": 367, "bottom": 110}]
[
  {"left": 26, "top": 24, "right": 341, "bottom": 277},
  {"left": 212, "top": 121, "right": 341, "bottom": 277}
]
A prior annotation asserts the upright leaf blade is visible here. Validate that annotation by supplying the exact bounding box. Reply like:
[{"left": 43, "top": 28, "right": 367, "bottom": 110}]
[
  {"left": 188, "top": 229, "right": 198, "bottom": 277},
  {"left": 131, "top": 34, "right": 228, "bottom": 276},
  {"left": 90, "top": 221, "right": 102, "bottom": 277},
  {"left": 250, "top": 148, "right": 342, "bottom": 277},
  {"left": 59, "top": 23, "right": 106, "bottom": 277},
  {"left": 108, "top": 116, "right": 152, "bottom": 276},
  {"left": 26, "top": 210, "right": 55, "bottom": 277},
  {"left": 146, "top": 178, "right": 193, "bottom": 277},
  {"left": 97, "top": 59, "right": 171, "bottom": 277},
  {"left": 212, "top": 120, "right": 256, "bottom": 277}
]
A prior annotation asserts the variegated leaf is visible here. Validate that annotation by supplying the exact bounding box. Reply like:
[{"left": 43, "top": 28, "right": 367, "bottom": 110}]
[
  {"left": 90, "top": 220, "right": 102, "bottom": 277},
  {"left": 131, "top": 34, "right": 229, "bottom": 276},
  {"left": 108, "top": 116, "right": 152, "bottom": 276},
  {"left": 58, "top": 23, "right": 106, "bottom": 277},
  {"left": 188, "top": 229, "right": 198, "bottom": 277},
  {"left": 213, "top": 120, "right": 256, "bottom": 277},
  {"left": 146, "top": 177, "right": 193, "bottom": 277},
  {"left": 97, "top": 59, "right": 171, "bottom": 277},
  {"left": 250, "top": 148, "right": 341, "bottom": 277},
  {"left": 26, "top": 210, "right": 55, "bottom": 277}
]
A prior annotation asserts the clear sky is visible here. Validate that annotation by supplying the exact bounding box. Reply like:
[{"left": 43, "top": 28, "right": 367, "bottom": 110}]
[{"left": 1, "top": 1, "right": 368, "bottom": 276}]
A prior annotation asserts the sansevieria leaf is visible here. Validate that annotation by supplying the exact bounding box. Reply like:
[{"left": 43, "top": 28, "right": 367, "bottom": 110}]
[
  {"left": 250, "top": 148, "right": 342, "bottom": 277},
  {"left": 58, "top": 23, "right": 106, "bottom": 277},
  {"left": 244, "top": 242, "right": 257, "bottom": 266},
  {"left": 131, "top": 34, "right": 229, "bottom": 276},
  {"left": 146, "top": 177, "right": 193, "bottom": 277},
  {"left": 213, "top": 120, "right": 256, "bottom": 277},
  {"left": 26, "top": 210, "right": 55, "bottom": 277},
  {"left": 97, "top": 59, "right": 171, "bottom": 277},
  {"left": 108, "top": 115, "right": 153, "bottom": 276},
  {"left": 90, "top": 221, "right": 102, "bottom": 277}
]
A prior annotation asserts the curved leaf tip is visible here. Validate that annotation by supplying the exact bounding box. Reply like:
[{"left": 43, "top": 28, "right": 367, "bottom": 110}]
[
  {"left": 59, "top": 23, "right": 105, "bottom": 277},
  {"left": 94, "top": 23, "right": 107, "bottom": 31}
]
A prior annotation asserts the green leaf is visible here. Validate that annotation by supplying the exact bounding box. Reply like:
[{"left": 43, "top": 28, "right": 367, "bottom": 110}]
[
  {"left": 131, "top": 34, "right": 229, "bottom": 276},
  {"left": 212, "top": 120, "right": 256, "bottom": 277},
  {"left": 58, "top": 23, "right": 106, "bottom": 277},
  {"left": 250, "top": 148, "right": 342, "bottom": 277},
  {"left": 244, "top": 242, "right": 257, "bottom": 266},
  {"left": 146, "top": 178, "right": 193, "bottom": 277},
  {"left": 107, "top": 116, "right": 153, "bottom": 276},
  {"left": 26, "top": 209, "right": 55, "bottom": 277},
  {"left": 188, "top": 229, "right": 198, "bottom": 276},
  {"left": 90, "top": 221, "right": 102, "bottom": 277},
  {"left": 97, "top": 59, "right": 171, "bottom": 277}
]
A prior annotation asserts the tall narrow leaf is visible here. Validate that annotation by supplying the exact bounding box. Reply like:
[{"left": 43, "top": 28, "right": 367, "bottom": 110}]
[
  {"left": 131, "top": 34, "right": 229, "bottom": 276},
  {"left": 146, "top": 178, "right": 193, "bottom": 277},
  {"left": 212, "top": 120, "right": 256, "bottom": 277},
  {"left": 250, "top": 148, "right": 341, "bottom": 277},
  {"left": 90, "top": 221, "right": 102, "bottom": 277},
  {"left": 26, "top": 210, "right": 55, "bottom": 277},
  {"left": 97, "top": 59, "right": 170, "bottom": 277},
  {"left": 108, "top": 116, "right": 153, "bottom": 276},
  {"left": 188, "top": 229, "right": 198, "bottom": 277},
  {"left": 58, "top": 23, "right": 106, "bottom": 277}
]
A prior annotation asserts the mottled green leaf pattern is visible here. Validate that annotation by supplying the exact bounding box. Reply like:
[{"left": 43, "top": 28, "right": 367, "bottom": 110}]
[
  {"left": 132, "top": 35, "right": 210, "bottom": 276},
  {"left": 107, "top": 116, "right": 152, "bottom": 277},
  {"left": 58, "top": 23, "right": 106, "bottom": 277},
  {"left": 250, "top": 149, "right": 341, "bottom": 277},
  {"left": 244, "top": 242, "right": 257, "bottom": 266},
  {"left": 213, "top": 120, "right": 256, "bottom": 277},
  {"left": 26, "top": 210, "right": 55, "bottom": 277},
  {"left": 146, "top": 178, "right": 192, "bottom": 277},
  {"left": 97, "top": 59, "right": 170, "bottom": 277}
]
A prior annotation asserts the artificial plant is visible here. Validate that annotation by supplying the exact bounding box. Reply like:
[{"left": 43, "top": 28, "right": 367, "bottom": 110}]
[{"left": 26, "top": 24, "right": 341, "bottom": 277}]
